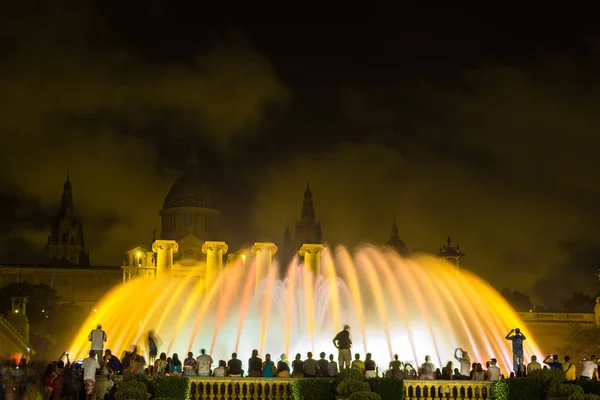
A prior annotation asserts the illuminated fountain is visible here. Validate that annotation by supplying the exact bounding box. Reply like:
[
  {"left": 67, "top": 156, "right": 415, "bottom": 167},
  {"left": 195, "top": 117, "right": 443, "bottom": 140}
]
[{"left": 69, "top": 241, "right": 541, "bottom": 374}]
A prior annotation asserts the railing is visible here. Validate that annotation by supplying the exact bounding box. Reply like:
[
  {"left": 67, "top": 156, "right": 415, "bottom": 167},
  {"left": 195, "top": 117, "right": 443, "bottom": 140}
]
[
  {"left": 102, "top": 375, "right": 494, "bottom": 400},
  {"left": 189, "top": 377, "right": 292, "bottom": 400},
  {"left": 404, "top": 380, "right": 492, "bottom": 400},
  {"left": 184, "top": 377, "right": 493, "bottom": 400},
  {"left": 516, "top": 312, "right": 595, "bottom": 323}
]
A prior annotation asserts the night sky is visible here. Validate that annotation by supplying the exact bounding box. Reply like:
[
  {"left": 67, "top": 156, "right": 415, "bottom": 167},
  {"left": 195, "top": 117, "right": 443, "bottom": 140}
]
[{"left": 1, "top": 3, "right": 599, "bottom": 307}]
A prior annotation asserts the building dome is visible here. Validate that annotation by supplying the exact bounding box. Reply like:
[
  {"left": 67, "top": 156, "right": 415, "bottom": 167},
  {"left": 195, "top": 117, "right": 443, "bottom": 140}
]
[
  {"left": 163, "top": 173, "right": 216, "bottom": 209},
  {"left": 385, "top": 216, "right": 409, "bottom": 257},
  {"left": 160, "top": 151, "right": 220, "bottom": 247},
  {"left": 162, "top": 154, "right": 216, "bottom": 210}
]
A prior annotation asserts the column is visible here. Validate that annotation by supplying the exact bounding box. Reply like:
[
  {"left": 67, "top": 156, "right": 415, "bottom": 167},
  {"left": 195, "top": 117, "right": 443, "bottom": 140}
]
[
  {"left": 251, "top": 243, "right": 278, "bottom": 288},
  {"left": 152, "top": 240, "right": 179, "bottom": 278},
  {"left": 202, "top": 241, "right": 228, "bottom": 291},
  {"left": 299, "top": 244, "right": 325, "bottom": 275}
]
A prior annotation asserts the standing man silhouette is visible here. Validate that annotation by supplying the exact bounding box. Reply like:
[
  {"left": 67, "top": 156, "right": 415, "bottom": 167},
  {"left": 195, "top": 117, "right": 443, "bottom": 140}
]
[
  {"left": 89, "top": 324, "right": 107, "bottom": 364},
  {"left": 333, "top": 324, "right": 352, "bottom": 369},
  {"left": 505, "top": 328, "right": 526, "bottom": 375}
]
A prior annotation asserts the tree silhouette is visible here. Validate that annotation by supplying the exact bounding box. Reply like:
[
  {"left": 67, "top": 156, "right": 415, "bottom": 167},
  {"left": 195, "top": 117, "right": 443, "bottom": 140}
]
[
  {"left": 563, "top": 292, "right": 596, "bottom": 313},
  {"left": 559, "top": 323, "right": 600, "bottom": 359},
  {"left": 501, "top": 288, "right": 533, "bottom": 312}
]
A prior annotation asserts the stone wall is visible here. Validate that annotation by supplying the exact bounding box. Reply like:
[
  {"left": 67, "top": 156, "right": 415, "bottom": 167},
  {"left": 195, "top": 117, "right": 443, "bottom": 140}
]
[{"left": 0, "top": 265, "right": 122, "bottom": 309}]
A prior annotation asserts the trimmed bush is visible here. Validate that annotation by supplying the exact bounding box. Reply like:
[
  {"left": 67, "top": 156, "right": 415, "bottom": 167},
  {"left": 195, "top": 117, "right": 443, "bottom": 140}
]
[
  {"left": 575, "top": 380, "right": 600, "bottom": 396},
  {"left": 340, "top": 368, "right": 365, "bottom": 381},
  {"left": 367, "top": 377, "right": 404, "bottom": 400},
  {"left": 151, "top": 376, "right": 191, "bottom": 400},
  {"left": 491, "top": 380, "right": 509, "bottom": 400},
  {"left": 552, "top": 384, "right": 584, "bottom": 398},
  {"left": 503, "top": 378, "right": 542, "bottom": 400},
  {"left": 527, "top": 368, "right": 564, "bottom": 397},
  {"left": 338, "top": 380, "right": 370, "bottom": 397},
  {"left": 291, "top": 378, "right": 336, "bottom": 400},
  {"left": 115, "top": 374, "right": 148, "bottom": 400},
  {"left": 115, "top": 373, "right": 149, "bottom": 400},
  {"left": 349, "top": 391, "right": 382, "bottom": 400}
]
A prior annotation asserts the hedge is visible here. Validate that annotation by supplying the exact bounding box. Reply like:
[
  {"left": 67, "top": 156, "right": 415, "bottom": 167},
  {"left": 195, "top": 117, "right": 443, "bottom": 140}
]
[
  {"left": 349, "top": 392, "right": 382, "bottom": 400},
  {"left": 291, "top": 378, "right": 337, "bottom": 400},
  {"left": 575, "top": 380, "right": 600, "bottom": 396},
  {"left": 151, "top": 376, "right": 191, "bottom": 400},
  {"left": 504, "top": 378, "right": 543, "bottom": 400},
  {"left": 367, "top": 377, "right": 404, "bottom": 400}
]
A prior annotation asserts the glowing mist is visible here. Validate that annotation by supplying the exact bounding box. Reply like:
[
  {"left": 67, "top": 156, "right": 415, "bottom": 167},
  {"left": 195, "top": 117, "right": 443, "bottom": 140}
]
[{"left": 69, "top": 245, "right": 542, "bottom": 375}]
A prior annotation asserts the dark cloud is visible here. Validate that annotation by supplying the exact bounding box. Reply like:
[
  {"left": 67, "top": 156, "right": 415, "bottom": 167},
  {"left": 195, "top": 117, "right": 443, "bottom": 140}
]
[
  {"left": 248, "top": 61, "right": 600, "bottom": 308},
  {"left": 0, "top": 2, "right": 287, "bottom": 265},
  {"left": 1, "top": 2, "right": 599, "bottom": 308}
]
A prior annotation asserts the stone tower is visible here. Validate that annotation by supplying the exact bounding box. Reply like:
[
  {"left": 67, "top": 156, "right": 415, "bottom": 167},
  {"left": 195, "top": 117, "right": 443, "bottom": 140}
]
[
  {"left": 437, "top": 236, "right": 465, "bottom": 267},
  {"left": 46, "top": 176, "right": 90, "bottom": 265},
  {"left": 159, "top": 151, "right": 220, "bottom": 264},
  {"left": 385, "top": 214, "right": 409, "bottom": 257},
  {"left": 293, "top": 182, "right": 322, "bottom": 251}
]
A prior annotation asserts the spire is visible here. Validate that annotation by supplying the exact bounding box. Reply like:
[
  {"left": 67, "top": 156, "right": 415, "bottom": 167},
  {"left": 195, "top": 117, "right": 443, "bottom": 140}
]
[
  {"left": 386, "top": 213, "right": 409, "bottom": 257},
  {"left": 301, "top": 181, "right": 315, "bottom": 219},
  {"left": 47, "top": 176, "right": 90, "bottom": 266},
  {"left": 185, "top": 148, "right": 199, "bottom": 175},
  {"left": 284, "top": 221, "right": 291, "bottom": 235},
  {"left": 59, "top": 174, "right": 74, "bottom": 216},
  {"left": 293, "top": 182, "right": 322, "bottom": 251},
  {"left": 391, "top": 213, "right": 399, "bottom": 238}
]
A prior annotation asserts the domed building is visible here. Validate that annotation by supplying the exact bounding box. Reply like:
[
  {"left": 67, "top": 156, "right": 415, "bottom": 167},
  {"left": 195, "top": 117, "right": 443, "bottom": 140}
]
[
  {"left": 385, "top": 215, "right": 409, "bottom": 257},
  {"left": 159, "top": 152, "right": 220, "bottom": 265}
]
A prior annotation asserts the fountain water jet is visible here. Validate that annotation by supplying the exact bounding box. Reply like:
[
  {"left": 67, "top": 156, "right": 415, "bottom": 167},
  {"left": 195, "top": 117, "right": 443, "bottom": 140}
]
[{"left": 69, "top": 242, "right": 542, "bottom": 375}]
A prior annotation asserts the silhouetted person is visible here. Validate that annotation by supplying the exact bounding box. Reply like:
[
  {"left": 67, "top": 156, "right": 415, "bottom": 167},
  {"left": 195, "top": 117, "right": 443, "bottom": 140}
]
[
  {"left": 227, "top": 353, "right": 243, "bottom": 377},
  {"left": 505, "top": 328, "right": 526, "bottom": 374},
  {"left": 88, "top": 324, "right": 107, "bottom": 363},
  {"left": 333, "top": 324, "right": 352, "bottom": 369},
  {"left": 317, "top": 352, "right": 328, "bottom": 377},
  {"left": 248, "top": 349, "right": 262, "bottom": 377}
]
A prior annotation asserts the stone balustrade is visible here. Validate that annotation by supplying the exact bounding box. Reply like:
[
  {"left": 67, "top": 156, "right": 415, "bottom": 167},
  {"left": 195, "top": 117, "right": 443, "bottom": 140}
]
[
  {"left": 403, "top": 379, "right": 492, "bottom": 400},
  {"left": 516, "top": 311, "right": 595, "bottom": 323},
  {"left": 189, "top": 377, "right": 292, "bottom": 399},
  {"left": 103, "top": 376, "right": 494, "bottom": 400},
  {"left": 187, "top": 377, "right": 491, "bottom": 400}
]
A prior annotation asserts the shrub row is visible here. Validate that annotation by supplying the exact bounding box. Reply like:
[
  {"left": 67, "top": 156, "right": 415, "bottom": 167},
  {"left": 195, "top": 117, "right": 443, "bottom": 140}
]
[
  {"left": 489, "top": 369, "right": 600, "bottom": 400},
  {"left": 115, "top": 373, "right": 190, "bottom": 400},
  {"left": 290, "top": 376, "right": 403, "bottom": 400},
  {"left": 116, "top": 373, "right": 405, "bottom": 400}
]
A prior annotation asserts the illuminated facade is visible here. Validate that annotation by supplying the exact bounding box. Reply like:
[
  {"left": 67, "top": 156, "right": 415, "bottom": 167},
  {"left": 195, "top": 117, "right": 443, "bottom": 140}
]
[
  {"left": 1, "top": 161, "right": 457, "bottom": 309},
  {"left": 159, "top": 152, "right": 219, "bottom": 264},
  {"left": 46, "top": 176, "right": 90, "bottom": 266}
]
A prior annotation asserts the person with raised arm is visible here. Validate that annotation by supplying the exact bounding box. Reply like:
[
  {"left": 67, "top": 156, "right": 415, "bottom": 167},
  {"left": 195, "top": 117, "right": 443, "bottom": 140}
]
[
  {"left": 454, "top": 348, "right": 471, "bottom": 380},
  {"left": 505, "top": 328, "right": 526, "bottom": 375}
]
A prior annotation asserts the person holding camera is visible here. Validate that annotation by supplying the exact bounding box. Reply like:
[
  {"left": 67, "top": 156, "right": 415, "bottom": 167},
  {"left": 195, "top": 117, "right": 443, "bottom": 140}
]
[
  {"left": 543, "top": 354, "right": 562, "bottom": 370},
  {"left": 581, "top": 355, "right": 599, "bottom": 380},
  {"left": 505, "top": 328, "right": 526, "bottom": 375}
]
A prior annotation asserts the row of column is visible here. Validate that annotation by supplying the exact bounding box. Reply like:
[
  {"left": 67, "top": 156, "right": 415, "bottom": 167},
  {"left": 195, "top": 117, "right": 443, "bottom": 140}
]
[{"left": 152, "top": 240, "right": 325, "bottom": 288}]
